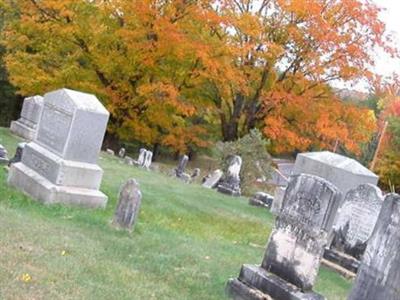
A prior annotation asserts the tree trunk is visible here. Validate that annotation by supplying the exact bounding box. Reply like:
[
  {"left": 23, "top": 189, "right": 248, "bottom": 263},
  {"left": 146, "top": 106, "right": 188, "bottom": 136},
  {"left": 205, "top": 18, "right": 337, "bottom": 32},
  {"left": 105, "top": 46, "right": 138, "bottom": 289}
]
[{"left": 221, "top": 94, "right": 245, "bottom": 141}]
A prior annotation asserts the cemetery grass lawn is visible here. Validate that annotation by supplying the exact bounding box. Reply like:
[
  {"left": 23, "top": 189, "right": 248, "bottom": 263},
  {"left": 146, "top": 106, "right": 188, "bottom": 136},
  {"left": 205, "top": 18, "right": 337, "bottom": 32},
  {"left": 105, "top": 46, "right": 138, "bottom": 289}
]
[{"left": 0, "top": 127, "right": 352, "bottom": 299}]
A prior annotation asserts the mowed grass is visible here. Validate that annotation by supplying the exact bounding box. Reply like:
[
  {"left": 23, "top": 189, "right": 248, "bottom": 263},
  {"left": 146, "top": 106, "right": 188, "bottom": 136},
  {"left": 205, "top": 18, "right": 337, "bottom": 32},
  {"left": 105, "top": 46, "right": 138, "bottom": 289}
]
[{"left": 0, "top": 127, "right": 352, "bottom": 299}]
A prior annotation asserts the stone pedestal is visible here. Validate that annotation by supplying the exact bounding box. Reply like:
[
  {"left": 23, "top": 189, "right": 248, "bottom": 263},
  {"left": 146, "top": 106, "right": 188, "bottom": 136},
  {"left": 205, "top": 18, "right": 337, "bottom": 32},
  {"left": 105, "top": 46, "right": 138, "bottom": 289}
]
[
  {"left": 8, "top": 88, "right": 109, "bottom": 208},
  {"left": 227, "top": 174, "right": 341, "bottom": 300},
  {"left": 10, "top": 95, "right": 44, "bottom": 140},
  {"left": 226, "top": 265, "right": 324, "bottom": 300}
]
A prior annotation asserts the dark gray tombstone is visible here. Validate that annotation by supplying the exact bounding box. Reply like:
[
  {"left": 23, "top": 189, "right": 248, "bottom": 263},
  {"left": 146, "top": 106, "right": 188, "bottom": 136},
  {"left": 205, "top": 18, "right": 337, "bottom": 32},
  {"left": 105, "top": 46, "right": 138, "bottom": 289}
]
[
  {"left": 249, "top": 192, "right": 274, "bottom": 209},
  {"left": 227, "top": 174, "right": 341, "bottom": 300},
  {"left": 323, "top": 184, "right": 383, "bottom": 275},
  {"left": 113, "top": 179, "right": 142, "bottom": 231},
  {"left": 218, "top": 155, "right": 242, "bottom": 197},
  {"left": 8, "top": 142, "right": 26, "bottom": 166},
  {"left": 348, "top": 193, "right": 400, "bottom": 300},
  {"left": 175, "top": 155, "right": 189, "bottom": 178},
  {"left": 0, "top": 144, "right": 9, "bottom": 164}
]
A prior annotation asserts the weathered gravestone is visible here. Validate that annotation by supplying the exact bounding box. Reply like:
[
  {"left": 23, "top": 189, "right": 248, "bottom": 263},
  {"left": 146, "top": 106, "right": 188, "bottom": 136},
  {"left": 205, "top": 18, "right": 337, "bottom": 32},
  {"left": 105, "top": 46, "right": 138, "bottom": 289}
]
[
  {"left": 270, "top": 186, "right": 286, "bottom": 216},
  {"left": 118, "top": 147, "right": 126, "bottom": 158},
  {"left": 106, "top": 149, "right": 115, "bottom": 156},
  {"left": 175, "top": 155, "right": 189, "bottom": 177},
  {"left": 143, "top": 150, "right": 153, "bottom": 170},
  {"left": 8, "top": 142, "right": 26, "bottom": 166},
  {"left": 0, "top": 144, "right": 9, "bottom": 164},
  {"left": 8, "top": 88, "right": 109, "bottom": 208},
  {"left": 113, "top": 179, "right": 142, "bottom": 231},
  {"left": 348, "top": 193, "right": 400, "bottom": 300},
  {"left": 202, "top": 169, "right": 223, "bottom": 189},
  {"left": 226, "top": 174, "right": 341, "bottom": 300},
  {"left": 191, "top": 168, "right": 201, "bottom": 181},
  {"left": 10, "top": 95, "right": 44, "bottom": 141},
  {"left": 218, "top": 155, "right": 242, "bottom": 197},
  {"left": 136, "top": 148, "right": 147, "bottom": 166},
  {"left": 323, "top": 184, "right": 383, "bottom": 275},
  {"left": 249, "top": 192, "right": 274, "bottom": 209}
]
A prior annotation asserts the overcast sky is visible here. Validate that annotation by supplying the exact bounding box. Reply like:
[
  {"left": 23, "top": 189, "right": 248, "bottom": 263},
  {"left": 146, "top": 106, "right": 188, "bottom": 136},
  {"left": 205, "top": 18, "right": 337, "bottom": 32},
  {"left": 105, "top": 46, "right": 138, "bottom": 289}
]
[{"left": 373, "top": 0, "right": 400, "bottom": 77}]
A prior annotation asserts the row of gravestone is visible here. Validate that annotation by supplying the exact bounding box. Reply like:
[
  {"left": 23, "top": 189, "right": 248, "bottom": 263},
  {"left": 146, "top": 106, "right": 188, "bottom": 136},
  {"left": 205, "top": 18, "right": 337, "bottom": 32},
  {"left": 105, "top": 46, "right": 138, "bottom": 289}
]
[
  {"left": 5, "top": 88, "right": 399, "bottom": 299},
  {"left": 227, "top": 173, "right": 400, "bottom": 300},
  {"left": 108, "top": 147, "right": 153, "bottom": 170}
]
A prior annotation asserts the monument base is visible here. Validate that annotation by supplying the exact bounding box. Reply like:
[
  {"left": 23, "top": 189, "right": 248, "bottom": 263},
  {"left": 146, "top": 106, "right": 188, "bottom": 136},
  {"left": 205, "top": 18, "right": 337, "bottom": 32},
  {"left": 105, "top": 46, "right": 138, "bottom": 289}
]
[
  {"left": 226, "top": 265, "right": 325, "bottom": 300},
  {"left": 217, "top": 184, "right": 241, "bottom": 197},
  {"left": 10, "top": 120, "right": 36, "bottom": 141},
  {"left": 8, "top": 162, "right": 107, "bottom": 208},
  {"left": 322, "top": 248, "right": 359, "bottom": 276}
]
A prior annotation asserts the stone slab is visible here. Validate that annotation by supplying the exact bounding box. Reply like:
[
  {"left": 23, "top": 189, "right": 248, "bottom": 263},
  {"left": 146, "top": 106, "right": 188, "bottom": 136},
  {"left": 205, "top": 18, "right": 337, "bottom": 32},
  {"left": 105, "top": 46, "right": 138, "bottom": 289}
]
[
  {"left": 226, "top": 265, "right": 325, "bottom": 300},
  {"left": 8, "top": 162, "right": 107, "bottom": 208},
  {"left": 322, "top": 248, "right": 359, "bottom": 274}
]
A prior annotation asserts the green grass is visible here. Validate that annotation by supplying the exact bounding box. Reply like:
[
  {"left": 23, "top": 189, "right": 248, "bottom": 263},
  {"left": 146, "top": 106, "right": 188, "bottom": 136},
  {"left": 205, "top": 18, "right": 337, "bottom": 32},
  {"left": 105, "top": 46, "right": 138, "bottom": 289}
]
[{"left": 0, "top": 127, "right": 352, "bottom": 299}]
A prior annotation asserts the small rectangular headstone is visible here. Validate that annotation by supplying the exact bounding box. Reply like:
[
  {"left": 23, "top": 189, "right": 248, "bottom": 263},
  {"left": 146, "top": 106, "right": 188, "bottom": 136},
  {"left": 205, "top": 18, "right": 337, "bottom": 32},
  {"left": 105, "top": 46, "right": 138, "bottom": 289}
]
[
  {"left": 202, "top": 169, "right": 223, "bottom": 189},
  {"left": 113, "top": 179, "right": 142, "bottom": 231}
]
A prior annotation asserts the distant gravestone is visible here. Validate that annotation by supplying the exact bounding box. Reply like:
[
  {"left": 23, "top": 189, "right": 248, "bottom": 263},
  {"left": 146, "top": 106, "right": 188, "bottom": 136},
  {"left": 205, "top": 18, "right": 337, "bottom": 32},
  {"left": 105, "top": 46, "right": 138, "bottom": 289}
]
[
  {"left": 10, "top": 95, "right": 44, "bottom": 141},
  {"left": 324, "top": 184, "right": 383, "bottom": 275},
  {"left": 175, "top": 155, "right": 189, "bottom": 178},
  {"left": 0, "top": 144, "right": 8, "bottom": 164},
  {"left": 227, "top": 174, "right": 341, "bottom": 300},
  {"left": 113, "top": 179, "right": 142, "bottom": 231},
  {"left": 191, "top": 168, "right": 200, "bottom": 181},
  {"left": 202, "top": 169, "right": 223, "bottom": 189},
  {"left": 143, "top": 150, "right": 153, "bottom": 170},
  {"left": 270, "top": 186, "right": 286, "bottom": 215},
  {"left": 348, "top": 193, "right": 400, "bottom": 300},
  {"left": 124, "top": 156, "right": 134, "bottom": 166},
  {"left": 249, "top": 192, "right": 273, "bottom": 209},
  {"left": 137, "top": 148, "right": 146, "bottom": 166},
  {"left": 8, "top": 88, "right": 109, "bottom": 208},
  {"left": 8, "top": 142, "right": 26, "bottom": 166},
  {"left": 118, "top": 147, "right": 126, "bottom": 158},
  {"left": 217, "top": 155, "right": 242, "bottom": 196},
  {"left": 106, "top": 149, "right": 115, "bottom": 156}
]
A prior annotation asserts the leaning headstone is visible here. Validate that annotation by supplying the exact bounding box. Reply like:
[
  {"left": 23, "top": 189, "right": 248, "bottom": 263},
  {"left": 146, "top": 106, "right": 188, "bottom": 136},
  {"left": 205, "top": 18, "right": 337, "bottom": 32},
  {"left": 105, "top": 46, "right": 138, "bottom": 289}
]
[
  {"left": 118, "top": 147, "right": 126, "bottom": 158},
  {"left": 106, "top": 149, "right": 115, "bottom": 156},
  {"left": 249, "top": 192, "right": 273, "bottom": 209},
  {"left": 218, "top": 155, "right": 242, "bottom": 196},
  {"left": 226, "top": 174, "right": 341, "bottom": 300},
  {"left": 10, "top": 95, "right": 44, "bottom": 141},
  {"left": 8, "top": 142, "right": 26, "bottom": 166},
  {"left": 8, "top": 88, "right": 109, "bottom": 208},
  {"left": 202, "top": 169, "right": 223, "bottom": 189},
  {"left": 113, "top": 179, "right": 142, "bottom": 231},
  {"left": 270, "top": 186, "right": 286, "bottom": 215},
  {"left": 348, "top": 193, "right": 400, "bottom": 300},
  {"left": 323, "top": 184, "right": 383, "bottom": 276},
  {"left": 0, "top": 144, "right": 9, "bottom": 164},
  {"left": 175, "top": 155, "right": 189, "bottom": 178},
  {"left": 143, "top": 150, "right": 153, "bottom": 170}
]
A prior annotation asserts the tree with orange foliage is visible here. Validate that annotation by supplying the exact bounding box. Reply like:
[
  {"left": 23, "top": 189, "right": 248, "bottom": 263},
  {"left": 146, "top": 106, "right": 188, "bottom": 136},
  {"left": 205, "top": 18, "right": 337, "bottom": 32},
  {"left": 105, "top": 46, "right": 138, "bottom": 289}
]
[{"left": 209, "top": 0, "right": 396, "bottom": 152}]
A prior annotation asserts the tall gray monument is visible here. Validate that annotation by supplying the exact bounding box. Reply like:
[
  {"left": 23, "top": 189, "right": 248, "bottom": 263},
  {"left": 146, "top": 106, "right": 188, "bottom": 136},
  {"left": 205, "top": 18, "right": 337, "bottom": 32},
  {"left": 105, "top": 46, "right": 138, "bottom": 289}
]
[
  {"left": 348, "top": 193, "right": 400, "bottom": 300},
  {"left": 227, "top": 174, "right": 341, "bottom": 300},
  {"left": 324, "top": 184, "right": 383, "bottom": 275},
  {"left": 8, "top": 88, "right": 109, "bottom": 208},
  {"left": 10, "top": 95, "right": 44, "bottom": 140},
  {"left": 292, "top": 151, "right": 378, "bottom": 202}
]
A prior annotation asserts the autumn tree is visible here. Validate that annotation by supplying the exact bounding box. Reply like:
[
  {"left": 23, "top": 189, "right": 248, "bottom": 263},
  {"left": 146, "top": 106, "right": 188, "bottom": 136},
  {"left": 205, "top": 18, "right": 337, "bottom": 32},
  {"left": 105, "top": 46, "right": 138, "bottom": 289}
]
[
  {"left": 1, "top": 0, "right": 233, "bottom": 153},
  {"left": 208, "top": 0, "right": 396, "bottom": 150}
]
